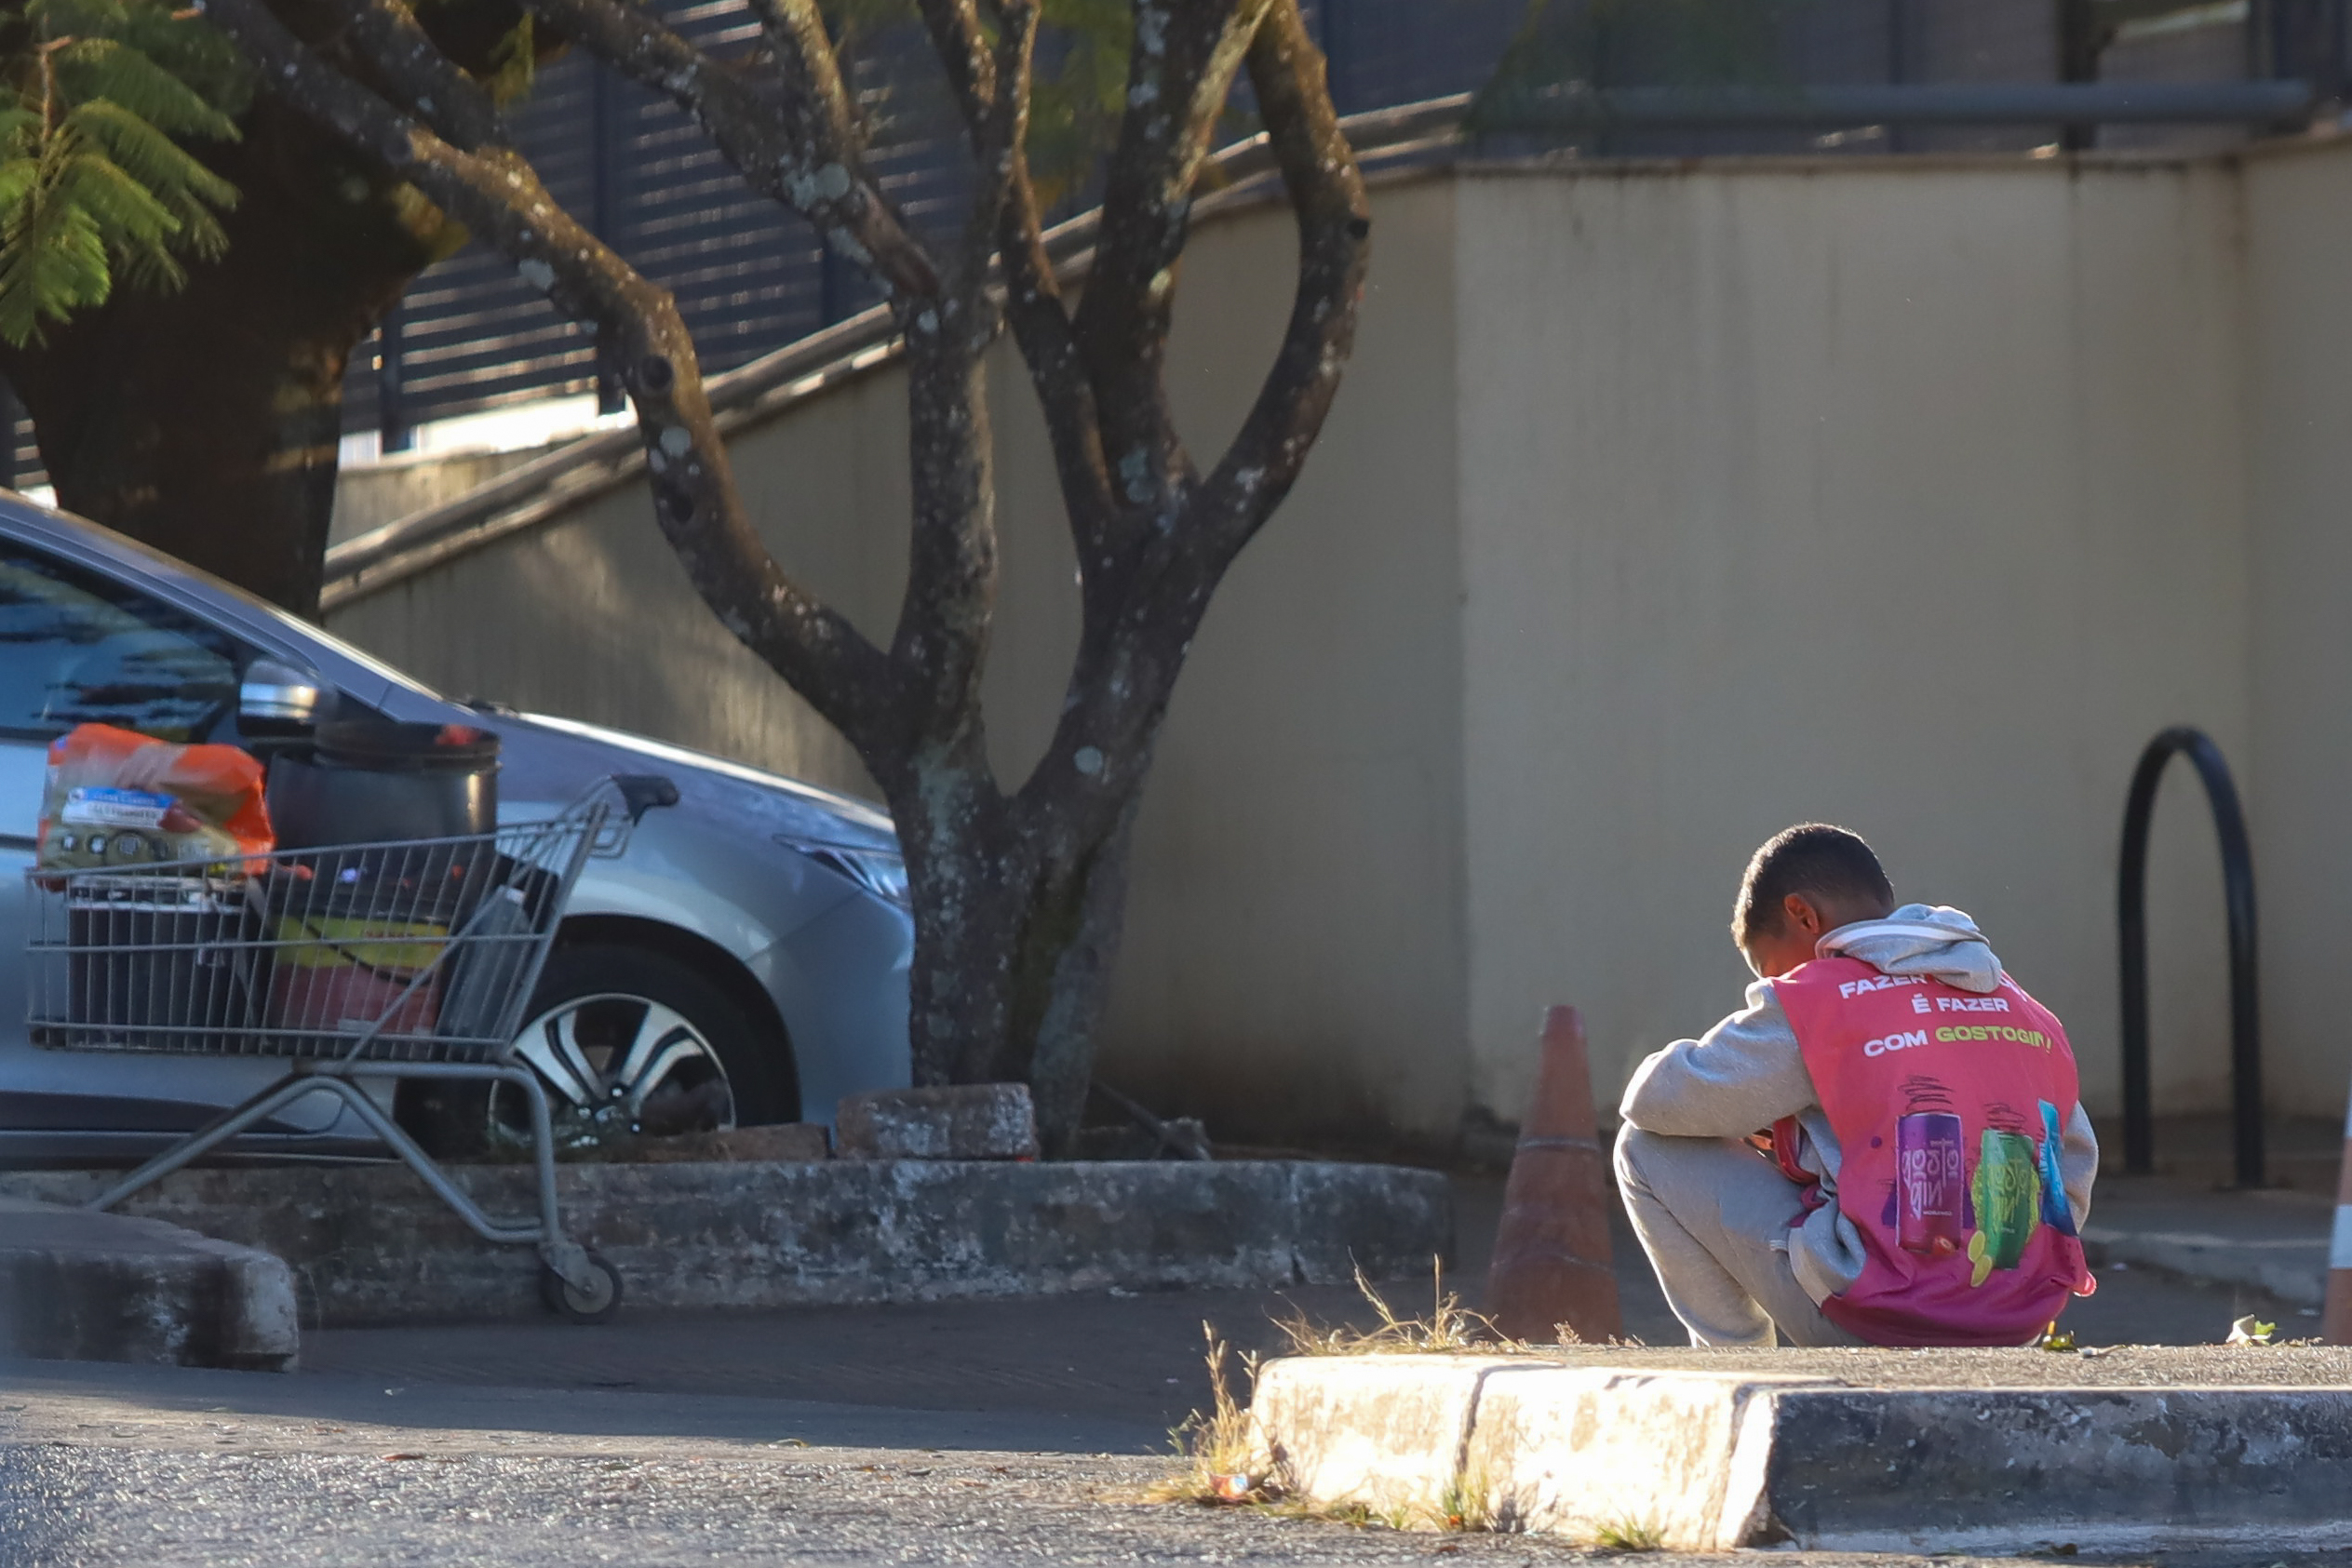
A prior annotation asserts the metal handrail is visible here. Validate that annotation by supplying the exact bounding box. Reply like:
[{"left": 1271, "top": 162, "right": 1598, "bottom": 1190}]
[
  {"left": 2116, "top": 726, "right": 2263, "bottom": 1186},
  {"left": 320, "top": 94, "right": 1475, "bottom": 610},
  {"left": 1475, "top": 79, "right": 2318, "bottom": 133}
]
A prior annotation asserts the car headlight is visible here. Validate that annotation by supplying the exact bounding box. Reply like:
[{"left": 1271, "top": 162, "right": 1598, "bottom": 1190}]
[{"left": 779, "top": 837, "right": 910, "bottom": 910}]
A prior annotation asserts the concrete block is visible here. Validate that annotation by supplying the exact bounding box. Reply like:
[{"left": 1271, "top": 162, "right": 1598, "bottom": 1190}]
[
  {"left": 0, "top": 1159, "right": 1448, "bottom": 1325},
  {"left": 1468, "top": 1367, "right": 1835, "bottom": 1548},
  {"left": 1767, "top": 1385, "right": 2352, "bottom": 1553},
  {"left": 836, "top": 1083, "right": 1040, "bottom": 1160},
  {"left": 623, "top": 1123, "right": 830, "bottom": 1163},
  {"left": 1256, "top": 1357, "right": 1816, "bottom": 1543},
  {"left": 1251, "top": 1348, "right": 2352, "bottom": 1553},
  {"left": 0, "top": 1199, "right": 297, "bottom": 1372},
  {"left": 1252, "top": 1356, "right": 1521, "bottom": 1521},
  {"left": 1287, "top": 1159, "right": 1452, "bottom": 1281}
]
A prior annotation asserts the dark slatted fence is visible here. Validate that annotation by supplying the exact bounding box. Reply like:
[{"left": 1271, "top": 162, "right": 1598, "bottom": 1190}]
[{"left": 3, "top": 0, "right": 2345, "bottom": 485}]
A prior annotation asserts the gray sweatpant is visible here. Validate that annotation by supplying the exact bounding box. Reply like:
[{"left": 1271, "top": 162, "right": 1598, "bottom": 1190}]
[{"left": 1613, "top": 1125, "right": 1860, "bottom": 1348}]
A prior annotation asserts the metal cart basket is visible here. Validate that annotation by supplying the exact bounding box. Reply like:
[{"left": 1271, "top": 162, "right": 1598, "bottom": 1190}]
[{"left": 25, "top": 774, "right": 679, "bottom": 1322}]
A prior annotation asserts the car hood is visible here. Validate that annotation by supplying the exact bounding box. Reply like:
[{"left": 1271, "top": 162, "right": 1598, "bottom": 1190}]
[{"left": 487, "top": 710, "right": 900, "bottom": 852}]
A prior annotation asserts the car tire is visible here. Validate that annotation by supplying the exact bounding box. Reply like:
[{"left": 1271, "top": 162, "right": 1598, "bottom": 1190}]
[{"left": 396, "top": 943, "right": 794, "bottom": 1161}]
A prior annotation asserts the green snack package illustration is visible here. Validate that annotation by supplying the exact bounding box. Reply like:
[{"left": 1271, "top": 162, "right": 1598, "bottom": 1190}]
[{"left": 1970, "top": 1129, "right": 2042, "bottom": 1277}]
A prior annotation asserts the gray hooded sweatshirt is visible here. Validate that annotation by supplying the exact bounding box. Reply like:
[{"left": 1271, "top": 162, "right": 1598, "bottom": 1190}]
[{"left": 1618, "top": 905, "right": 2099, "bottom": 1306}]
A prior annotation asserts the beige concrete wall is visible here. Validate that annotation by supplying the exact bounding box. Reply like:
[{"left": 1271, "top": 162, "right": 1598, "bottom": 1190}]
[
  {"left": 2244, "top": 141, "right": 2352, "bottom": 1116},
  {"left": 329, "top": 446, "right": 556, "bottom": 547},
  {"left": 1082, "top": 182, "right": 1470, "bottom": 1146},
  {"left": 329, "top": 144, "right": 2352, "bottom": 1149},
  {"left": 329, "top": 180, "right": 1473, "bottom": 1147},
  {"left": 326, "top": 367, "right": 899, "bottom": 798},
  {"left": 1454, "top": 159, "right": 2256, "bottom": 1129}
]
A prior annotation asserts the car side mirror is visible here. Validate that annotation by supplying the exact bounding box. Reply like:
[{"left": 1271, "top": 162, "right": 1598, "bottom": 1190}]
[{"left": 240, "top": 658, "right": 328, "bottom": 732}]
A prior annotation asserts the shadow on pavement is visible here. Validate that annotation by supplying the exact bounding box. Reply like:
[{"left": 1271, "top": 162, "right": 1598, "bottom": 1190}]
[
  {"left": 4, "top": 1169, "right": 2304, "bottom": 1467},
  {"left": 0, "top": 1355, "right": 1163, "bottom": 1455}
]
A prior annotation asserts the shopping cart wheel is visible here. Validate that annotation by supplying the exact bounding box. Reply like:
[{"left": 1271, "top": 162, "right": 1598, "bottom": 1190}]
[{"left": 540, "top": 1251, "right": 624, "bottom": 1324}]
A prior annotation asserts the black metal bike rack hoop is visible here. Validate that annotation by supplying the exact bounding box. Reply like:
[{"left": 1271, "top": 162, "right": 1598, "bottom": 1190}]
[{"left": 2115, "top": 727, "right": 2263, "bottom": 1186}]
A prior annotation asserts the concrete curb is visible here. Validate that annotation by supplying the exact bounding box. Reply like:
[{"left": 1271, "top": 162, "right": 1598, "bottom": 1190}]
[
  {"left": 0, "top": 1199, "right": 297, "bottom": 1371},
  {"left": 2076, "top": 1180, "right": 2334, "bottom": 1307},
  {"left": 0, "top": 1160, "right": 1449, "bottom": 1327},
  {"left": 2080, "top": 1223, "right": 2330, "bottom": 1307},
  {"left": 1253, "top": 1353, "right": 2352, "bottom": 1552}
]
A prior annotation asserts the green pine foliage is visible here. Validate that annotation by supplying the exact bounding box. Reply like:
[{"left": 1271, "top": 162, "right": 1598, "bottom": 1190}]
[{"left": 0, "top": 0, "right": 248, "bottom": 345}]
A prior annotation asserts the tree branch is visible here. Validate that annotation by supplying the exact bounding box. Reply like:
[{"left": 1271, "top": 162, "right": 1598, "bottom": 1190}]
[
  {"left": 1071, "top": 0, "right": 1272, "bottom": 525},
  {"left": 911, "top": 0, "right": 1116, "bottom": 558},
  {"left": 884, "top": 1, "right": 1039, "bottom": 742},
  {"left": 911, "top": 0, "right": 992, "bottom": 134},
  {"left": 202, "top": 0, "right": 895, "bottom": 741},
  {"left": 741, "top": 0, "right": 861, "bottom": 143},
  {"left": 1169, "top": 0, "right": 1368, "bottom": 581},
  {"left": 947, "top": 0, "right": 1031, "bottom": 306},
  {"left": 317, "top": 0, "right": 503, "bottom": 151},
  {"left": 1001, "top": 166, "right": 1115, "bottom": 556},
  {"left": 520, "top": 0, "right": 941, "bottom": 302},
  {"left": 1018, "top": 0, "right": 1366, "bottom": 812}
]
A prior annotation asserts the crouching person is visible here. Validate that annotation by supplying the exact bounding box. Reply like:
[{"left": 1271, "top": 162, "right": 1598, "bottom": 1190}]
[{"left": 1615, "top": 823, "right": 2097, "bottom": 1347}]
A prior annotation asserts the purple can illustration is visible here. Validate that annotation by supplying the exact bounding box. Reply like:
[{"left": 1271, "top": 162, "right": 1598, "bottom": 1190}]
[{"left": 1896, "top": 1111, "right": 1966, "bottom": 1256}]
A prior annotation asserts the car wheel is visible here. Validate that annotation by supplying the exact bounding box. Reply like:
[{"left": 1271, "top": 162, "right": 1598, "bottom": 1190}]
[{"left": 396, "top": 943, "right": 792, "bottom": 1160}]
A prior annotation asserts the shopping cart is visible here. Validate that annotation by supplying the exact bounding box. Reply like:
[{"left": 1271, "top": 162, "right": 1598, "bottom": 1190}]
[{"left": 25, "top": 773, "right": 680, "bottom": 1323}]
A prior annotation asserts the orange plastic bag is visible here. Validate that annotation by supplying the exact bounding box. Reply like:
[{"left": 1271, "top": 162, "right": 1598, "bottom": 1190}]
[{"left": 38, "top": 723, "right": 274, "bottom": 871}]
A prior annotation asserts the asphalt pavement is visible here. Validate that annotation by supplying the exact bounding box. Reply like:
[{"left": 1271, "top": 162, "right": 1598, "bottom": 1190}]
[
  {"left": 0, "top": 1173, "right": 2337, "bottom": 1565},
  {"left": 7, "top": 1367, "right": 2350, "bottom": 1568}
]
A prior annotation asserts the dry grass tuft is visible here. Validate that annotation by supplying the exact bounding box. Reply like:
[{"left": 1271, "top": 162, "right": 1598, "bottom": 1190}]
[
  {"left": 1434, "top": 1467, "right": 1497, "bottom": 1533},
  {"left": 1148, "top": 1269, "right": 1553, "bottom": 1522},
  {"left": 1594, "top": 1514, "right": 1667, "bottom": 1551},
  {"left": 1270, "top": 1471, "right": 1502, "bottom": 1535},
  {"left": 1146, "top": 1321, "right": 1273, "bottom": 1506},
  {"left": 1273, "top": 1259, "right": 1530, "bottom": 1357}
]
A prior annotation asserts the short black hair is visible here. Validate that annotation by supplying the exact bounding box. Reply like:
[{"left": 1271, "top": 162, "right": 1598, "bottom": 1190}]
[{"left": 1732, "top": 824, "right": 1895, "bottom": 948}]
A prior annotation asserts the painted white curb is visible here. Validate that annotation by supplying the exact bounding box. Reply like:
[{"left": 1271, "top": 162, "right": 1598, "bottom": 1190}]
[{"left": 1252, "top": 1354, "right": 2352, "bottom": 1552}]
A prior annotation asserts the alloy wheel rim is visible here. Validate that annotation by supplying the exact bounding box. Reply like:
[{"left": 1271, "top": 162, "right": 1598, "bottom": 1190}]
[{"left": 491, "top": 992, "right": 735, "bottom": 1146}]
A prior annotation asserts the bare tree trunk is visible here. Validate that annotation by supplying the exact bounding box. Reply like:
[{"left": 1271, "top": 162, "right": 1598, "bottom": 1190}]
[
  {"left": 886, "top": 748, "right": 1146, "bottom": 1147},
  {"left": 1014, "top": 793, "right": 1145, "bottom": 1147}
]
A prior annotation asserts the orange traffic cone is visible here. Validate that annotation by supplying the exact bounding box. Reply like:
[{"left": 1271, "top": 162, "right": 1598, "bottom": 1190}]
[
  {"left": 2326, "top": 1096, "right": 2352, "bottom": 1346},
  {"left": 1485, "top": 1005, "right": 1622, "bottom": 1344}
]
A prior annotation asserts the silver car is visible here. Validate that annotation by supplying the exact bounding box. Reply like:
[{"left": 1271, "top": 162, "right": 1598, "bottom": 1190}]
[{"left": 0, "top": 494, "right": 913, "bottom": 1166}]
